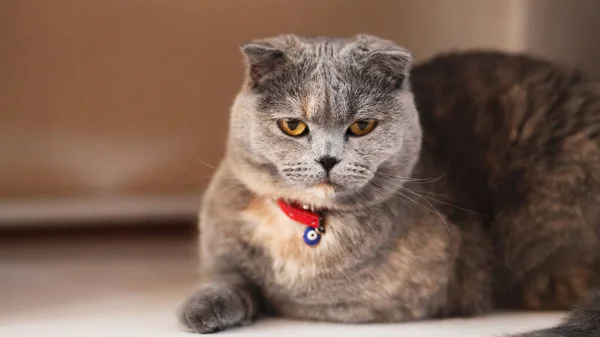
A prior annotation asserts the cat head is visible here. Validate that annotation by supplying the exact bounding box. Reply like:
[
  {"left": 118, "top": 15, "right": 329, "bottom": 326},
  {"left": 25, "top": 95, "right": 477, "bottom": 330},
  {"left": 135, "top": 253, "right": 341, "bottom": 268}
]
[{"left": 227, "top": 34, "right": 422, "bottom": 209}]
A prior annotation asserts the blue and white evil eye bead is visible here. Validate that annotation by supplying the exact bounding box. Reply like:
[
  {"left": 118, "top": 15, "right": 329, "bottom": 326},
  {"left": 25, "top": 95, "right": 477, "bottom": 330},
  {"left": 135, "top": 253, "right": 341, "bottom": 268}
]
[{"left": 303, "top": 227, "right": 321, "bottom": 246}]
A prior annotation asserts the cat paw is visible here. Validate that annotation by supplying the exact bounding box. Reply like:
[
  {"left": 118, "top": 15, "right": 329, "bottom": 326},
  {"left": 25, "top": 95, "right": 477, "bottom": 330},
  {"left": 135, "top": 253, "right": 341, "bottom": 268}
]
[
  {"left": 179, "top": 285, "right": 254, "bottom": 334},
  {"left": 521, "top": 267, "right": 598, "bottom": 310}
]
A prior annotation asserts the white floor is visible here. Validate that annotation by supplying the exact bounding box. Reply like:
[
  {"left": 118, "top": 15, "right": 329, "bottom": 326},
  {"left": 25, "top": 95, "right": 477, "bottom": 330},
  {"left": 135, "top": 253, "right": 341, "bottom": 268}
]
[{"left": 0, "top": 225, "right": 566, "bottom": 337}]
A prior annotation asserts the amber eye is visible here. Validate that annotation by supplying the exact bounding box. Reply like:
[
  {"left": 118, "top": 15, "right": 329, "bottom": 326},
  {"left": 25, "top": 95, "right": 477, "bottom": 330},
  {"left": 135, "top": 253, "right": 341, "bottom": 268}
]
[
  {"left": 278, "top": 119, "right": 308, "bottom": 137},
  {"left": 348, "top": 119, "right": 377, "bottom": 136}
]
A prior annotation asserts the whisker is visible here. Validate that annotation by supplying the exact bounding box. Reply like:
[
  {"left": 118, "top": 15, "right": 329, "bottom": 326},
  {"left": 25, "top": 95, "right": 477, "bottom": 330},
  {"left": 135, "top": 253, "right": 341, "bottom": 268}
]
[
  {"left": 397, "top": 190, "right": 438, "bottom": 215},
  {"left": 370, "top": 180, "right": 435, "bottom": 215},
  {"left": 376, "top": 171, "right": 447, "bottom": 185},
  {"left": 370, "top": 174, "right": 485, "bottom": 218},
  {"left": 400, "top": 188, "right": 451, "bottom": 199},
  {"left": 399, "top": 186, "right": 487, "bottom": 217},
  {"left": 194, "top": 157, "right": 219, "bottom": 171},
  {"left": 400, "top": 187, "right": 454, "bottom": 238},
  {"left": 416, "top": 194, "right": 487, "bottom": 217}
]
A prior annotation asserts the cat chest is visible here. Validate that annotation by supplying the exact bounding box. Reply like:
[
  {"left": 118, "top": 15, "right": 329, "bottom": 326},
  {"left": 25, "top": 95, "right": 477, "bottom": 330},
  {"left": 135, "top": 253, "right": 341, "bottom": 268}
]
[
  {"left": 240, "top": 199, "right": 418, "bottom": 299},
  {"left": 240, "top": 198, "right": 455, "bottom": 307},
  {"left": 241, "top": 197, "right": 350, "bottom": 286}
]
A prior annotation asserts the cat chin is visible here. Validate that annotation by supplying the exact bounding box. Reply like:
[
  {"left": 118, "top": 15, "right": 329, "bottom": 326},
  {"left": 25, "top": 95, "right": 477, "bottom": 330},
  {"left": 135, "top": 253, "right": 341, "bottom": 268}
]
[
  {"left": 308, "top": 183, "right": 336, "bottom": 198},
  {"left": 276, "top": 184, "right": 337, "bottom": 209},
  {"left": 267, "top": 184, "right": 343, "bottom": 210},
  {"left": 272, "top": 182, "right": 373, "bottom": 210}
]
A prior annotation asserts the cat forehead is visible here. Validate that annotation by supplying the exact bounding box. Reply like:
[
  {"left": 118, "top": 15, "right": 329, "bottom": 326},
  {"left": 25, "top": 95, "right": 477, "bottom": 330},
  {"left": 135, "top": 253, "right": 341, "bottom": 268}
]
[
  {"left": 244, "top": 34, "right": 412, "bottom": 121},
  {"left": 256, "top": 64, "right": 397, "bottom": 123}
]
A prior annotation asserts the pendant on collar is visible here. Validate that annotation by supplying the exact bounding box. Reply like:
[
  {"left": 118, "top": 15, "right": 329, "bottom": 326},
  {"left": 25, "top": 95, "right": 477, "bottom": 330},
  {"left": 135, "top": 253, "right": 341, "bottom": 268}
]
[{"left": 277, "top": 199, "right": 326, "bottom": 246}]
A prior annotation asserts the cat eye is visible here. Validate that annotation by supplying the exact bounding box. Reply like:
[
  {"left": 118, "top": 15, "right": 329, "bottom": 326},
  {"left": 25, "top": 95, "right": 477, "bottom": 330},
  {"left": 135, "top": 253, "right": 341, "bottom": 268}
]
[
  {"left": 348, "top": 119, "right": 377, "bottom": 136},
  {"left": 278, "top": 119, "right": 308, "bottom": 137}
]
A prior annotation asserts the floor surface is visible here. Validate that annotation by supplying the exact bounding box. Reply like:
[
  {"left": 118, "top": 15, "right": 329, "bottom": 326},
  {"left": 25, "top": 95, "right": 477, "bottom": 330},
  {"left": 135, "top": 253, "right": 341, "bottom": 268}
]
[{"left": 0, "top": 223, "right": 566, "bottom": 337}]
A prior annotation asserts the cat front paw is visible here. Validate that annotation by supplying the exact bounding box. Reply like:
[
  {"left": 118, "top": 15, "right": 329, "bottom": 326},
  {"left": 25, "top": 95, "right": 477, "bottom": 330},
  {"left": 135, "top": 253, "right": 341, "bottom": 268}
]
[{"left": 179, "top": 285, "right": 254, "bottom": 334}]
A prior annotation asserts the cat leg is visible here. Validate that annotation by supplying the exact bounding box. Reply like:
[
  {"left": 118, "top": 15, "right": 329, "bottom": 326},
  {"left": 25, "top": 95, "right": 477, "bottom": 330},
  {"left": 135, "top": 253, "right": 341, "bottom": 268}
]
[
  {"left": 491, "top": 170, "right": 600, "bottom": 310},
  {"left": 179, "top": 273, "right": 261, "bottom": 334}
]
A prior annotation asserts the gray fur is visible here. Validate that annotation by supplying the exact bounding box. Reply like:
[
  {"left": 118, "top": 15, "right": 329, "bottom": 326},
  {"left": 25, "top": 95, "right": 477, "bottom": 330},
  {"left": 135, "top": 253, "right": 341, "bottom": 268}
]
[
  {"left": 229, "top": 34, "right": 420, "bottom": 209},
  {"left": 179, "top": 34, "right": 600, "bottom": 336}
]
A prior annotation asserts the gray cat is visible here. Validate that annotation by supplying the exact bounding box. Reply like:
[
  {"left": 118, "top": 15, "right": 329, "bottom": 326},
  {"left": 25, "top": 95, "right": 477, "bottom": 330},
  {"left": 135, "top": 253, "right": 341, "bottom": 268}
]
[{"left": 179, "top": 34, "right": 600, "bottom": 336}]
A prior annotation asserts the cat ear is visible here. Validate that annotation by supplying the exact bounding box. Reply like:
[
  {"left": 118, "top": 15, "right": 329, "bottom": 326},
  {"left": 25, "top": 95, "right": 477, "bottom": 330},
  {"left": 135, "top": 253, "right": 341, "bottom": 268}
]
[
  {"left": 355, "top": 35, "right": 413, "bottom": 89},
  {"left": 240, "top": 41, "right": 288, "bottom": 89},
  {"left": 366, "top": 49, "right": 412, "bottom": 76}
]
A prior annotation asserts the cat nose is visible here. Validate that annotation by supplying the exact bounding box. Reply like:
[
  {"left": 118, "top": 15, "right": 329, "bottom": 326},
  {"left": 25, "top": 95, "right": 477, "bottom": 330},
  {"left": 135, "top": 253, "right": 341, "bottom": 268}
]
[{"left": 317, "top": 156, "right": 340, "bottom": 172}]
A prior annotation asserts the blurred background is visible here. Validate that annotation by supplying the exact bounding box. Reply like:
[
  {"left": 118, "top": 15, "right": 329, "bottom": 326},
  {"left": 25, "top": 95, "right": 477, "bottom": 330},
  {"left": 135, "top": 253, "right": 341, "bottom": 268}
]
[{"left": 1, "top": 0, "right": 600, "bottom": 334}]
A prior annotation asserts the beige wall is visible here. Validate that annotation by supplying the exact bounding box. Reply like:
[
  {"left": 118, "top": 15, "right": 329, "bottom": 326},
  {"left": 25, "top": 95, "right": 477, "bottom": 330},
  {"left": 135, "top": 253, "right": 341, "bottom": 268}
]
[
  {"left": 521, "top": 0, "right": 600, "bottom": 78},
  {"left": 1, "top": 0, "right": 598, "bottom": 222}
]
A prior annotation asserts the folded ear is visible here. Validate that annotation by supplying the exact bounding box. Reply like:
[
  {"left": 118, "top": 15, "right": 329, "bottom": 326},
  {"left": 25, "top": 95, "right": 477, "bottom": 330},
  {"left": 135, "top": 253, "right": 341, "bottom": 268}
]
[
  {"left": 367, "top": 49, "right": 412, "bottom": 76},
  {"left": 240, "top": 41, "right": 288, "bottom": 89},
  {"left": 355, "top": 35, "right": 413, "bottom": 89}
]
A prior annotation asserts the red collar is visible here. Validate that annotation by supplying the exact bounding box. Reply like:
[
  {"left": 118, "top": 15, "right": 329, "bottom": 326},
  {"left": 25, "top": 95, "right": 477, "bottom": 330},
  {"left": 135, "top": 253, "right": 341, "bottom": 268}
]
[{"left": 276, "top": 199, "right": 326, "bottom": 233}]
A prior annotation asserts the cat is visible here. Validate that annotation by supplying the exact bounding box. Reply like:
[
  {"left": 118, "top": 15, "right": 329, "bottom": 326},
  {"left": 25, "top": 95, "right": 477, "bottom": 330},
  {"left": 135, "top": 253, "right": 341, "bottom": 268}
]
[{"left": 178, "top": 34, "right": 600, "bottom": 336}]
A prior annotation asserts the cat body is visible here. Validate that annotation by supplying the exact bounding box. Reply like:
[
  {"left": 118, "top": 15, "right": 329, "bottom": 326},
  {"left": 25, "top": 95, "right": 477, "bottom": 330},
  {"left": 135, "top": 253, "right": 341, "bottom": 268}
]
[
  {"left": 180, "top": 35, "right": 600, "bottom": 336},
  {"left": 197, "top": 165, "right": 486, "bottom": 323}
]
